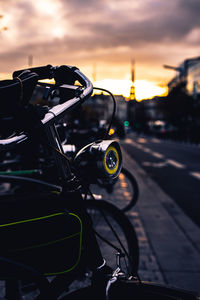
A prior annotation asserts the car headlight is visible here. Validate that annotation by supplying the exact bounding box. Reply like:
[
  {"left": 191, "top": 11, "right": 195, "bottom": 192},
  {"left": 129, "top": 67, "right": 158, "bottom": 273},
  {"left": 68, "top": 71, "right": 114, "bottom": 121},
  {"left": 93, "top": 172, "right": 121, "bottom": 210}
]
[{"left": 73, "top": 140, "right": 122, "bottom": 182}]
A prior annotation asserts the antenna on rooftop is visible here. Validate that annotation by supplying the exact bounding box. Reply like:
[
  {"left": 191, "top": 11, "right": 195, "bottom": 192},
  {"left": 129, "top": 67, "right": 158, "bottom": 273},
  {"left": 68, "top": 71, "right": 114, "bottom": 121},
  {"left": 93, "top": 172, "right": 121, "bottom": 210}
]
[
  {"left": 131, "top": 59, "right": 135, "bottom": 82},
  {"left": 163, "top": 64, "right": 182, "bottom": 72}
]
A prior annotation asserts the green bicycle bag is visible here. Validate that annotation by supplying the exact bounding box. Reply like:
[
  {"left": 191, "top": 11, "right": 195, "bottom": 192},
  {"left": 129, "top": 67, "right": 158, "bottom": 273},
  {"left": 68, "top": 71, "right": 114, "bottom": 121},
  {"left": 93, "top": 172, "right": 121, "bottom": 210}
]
[{"left": 0, "top": 193, "right": 82, "bottom": 278}]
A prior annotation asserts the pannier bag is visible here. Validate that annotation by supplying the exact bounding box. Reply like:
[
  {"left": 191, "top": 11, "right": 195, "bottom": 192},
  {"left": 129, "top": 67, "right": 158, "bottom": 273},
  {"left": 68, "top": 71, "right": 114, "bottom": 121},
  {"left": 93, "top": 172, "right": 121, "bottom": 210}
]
[
  {"left": 0, "top": 70, "right": 38, "bottom": 138},
  {"left": 0, "top": 70, "right": 38, "bottom": 117},
  {"left": 0, "top": 196, "right": 82, "bottom": 277}
]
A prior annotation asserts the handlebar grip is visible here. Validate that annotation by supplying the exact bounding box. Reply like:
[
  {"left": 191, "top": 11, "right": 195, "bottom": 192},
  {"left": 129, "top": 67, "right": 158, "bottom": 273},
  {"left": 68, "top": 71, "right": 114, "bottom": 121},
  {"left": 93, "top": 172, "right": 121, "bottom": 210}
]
[
  {"left": 54, "top": 65, "right": 78, "bottom": 85},
  {"left": 13, "top": 65, "right": 53, "bottom": 80}
]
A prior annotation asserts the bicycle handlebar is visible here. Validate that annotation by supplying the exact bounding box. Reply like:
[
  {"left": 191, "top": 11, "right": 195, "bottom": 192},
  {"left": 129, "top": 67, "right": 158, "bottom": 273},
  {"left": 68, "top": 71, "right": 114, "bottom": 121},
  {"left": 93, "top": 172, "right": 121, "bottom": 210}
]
[
  {"left": 13, "top": 65, "right": 90, "bottom": 87},
  {"left": 0, "top": 65, "right": 93, "bottom": 149},
  {"left": 40, "top": 67, "right": 93, "bottom": 125},
  {"left": 13, "top": 65, "right": 53, "bottom": 80}
]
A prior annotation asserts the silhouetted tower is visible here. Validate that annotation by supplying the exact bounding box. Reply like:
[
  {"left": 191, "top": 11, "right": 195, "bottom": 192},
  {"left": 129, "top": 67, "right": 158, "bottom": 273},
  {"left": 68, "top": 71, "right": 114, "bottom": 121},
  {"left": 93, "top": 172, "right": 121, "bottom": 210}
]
[
  {"left": 129, "top": 60, "right": 135, "bottom": 100},
  {"left": 127, "top": 60, "right": 136, "bottom": 126}
]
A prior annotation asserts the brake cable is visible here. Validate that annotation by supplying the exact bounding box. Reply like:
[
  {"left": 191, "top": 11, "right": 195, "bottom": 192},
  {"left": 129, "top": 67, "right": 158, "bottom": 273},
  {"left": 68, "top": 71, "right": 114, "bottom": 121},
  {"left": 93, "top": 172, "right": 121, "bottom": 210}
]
[
  {"left": 86, "top": 187, "right": 132, "bottom": 263},
  {"left": 93, "top": 87, "right": 116, "bottom": 139}
]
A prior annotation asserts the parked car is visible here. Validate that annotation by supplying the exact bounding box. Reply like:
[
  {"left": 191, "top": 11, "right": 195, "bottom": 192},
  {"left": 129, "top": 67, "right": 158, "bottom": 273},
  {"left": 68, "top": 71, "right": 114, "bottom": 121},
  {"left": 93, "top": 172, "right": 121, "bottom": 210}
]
[{"left": 148, "top": 120, "right": 178, "bottom": 138}]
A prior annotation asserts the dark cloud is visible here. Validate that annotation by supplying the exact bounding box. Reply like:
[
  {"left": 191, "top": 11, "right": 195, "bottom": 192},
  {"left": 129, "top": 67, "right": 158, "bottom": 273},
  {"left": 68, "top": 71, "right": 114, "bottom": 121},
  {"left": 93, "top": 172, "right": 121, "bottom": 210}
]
[
  {"left": 67, "top": 0, "right": 200, "bottom": 47},
  {"left": 63, "top": 0, "right": 106, "bottom": 13},
  {"left": 181, "top": 0, "right": 200, "bottom": 15},
  {"left": 0, "top": 0, "right": 200, "bottom": 79}
]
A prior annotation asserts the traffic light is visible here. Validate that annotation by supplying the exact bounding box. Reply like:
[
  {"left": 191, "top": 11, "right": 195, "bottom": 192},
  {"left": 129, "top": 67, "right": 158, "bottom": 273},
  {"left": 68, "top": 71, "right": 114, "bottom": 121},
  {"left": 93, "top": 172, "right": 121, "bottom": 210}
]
[{"left": 124, "top": 121, "right": 129, "bottom": 127}]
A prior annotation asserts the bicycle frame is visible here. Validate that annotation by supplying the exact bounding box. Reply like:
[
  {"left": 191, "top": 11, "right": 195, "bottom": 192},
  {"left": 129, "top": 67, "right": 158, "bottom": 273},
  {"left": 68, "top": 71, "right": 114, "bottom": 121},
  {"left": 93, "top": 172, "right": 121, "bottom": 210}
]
[{"left": 44, "top": 122, "right": 105, "bottom": 272}]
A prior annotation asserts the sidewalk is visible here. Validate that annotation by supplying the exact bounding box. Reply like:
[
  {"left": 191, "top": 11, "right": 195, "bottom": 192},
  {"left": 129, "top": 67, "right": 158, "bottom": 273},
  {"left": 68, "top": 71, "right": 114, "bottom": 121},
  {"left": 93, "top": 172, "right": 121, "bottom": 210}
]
[{"left": 122, "top": 147, "right": 200, "bottom": 294}]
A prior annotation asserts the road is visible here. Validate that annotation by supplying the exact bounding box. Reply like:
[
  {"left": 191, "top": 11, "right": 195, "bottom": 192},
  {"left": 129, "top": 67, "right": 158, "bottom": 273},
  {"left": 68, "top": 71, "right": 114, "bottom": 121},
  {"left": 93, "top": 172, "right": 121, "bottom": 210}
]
[{"left": 121, "top": 133, "right": 200, "bottom": 227}]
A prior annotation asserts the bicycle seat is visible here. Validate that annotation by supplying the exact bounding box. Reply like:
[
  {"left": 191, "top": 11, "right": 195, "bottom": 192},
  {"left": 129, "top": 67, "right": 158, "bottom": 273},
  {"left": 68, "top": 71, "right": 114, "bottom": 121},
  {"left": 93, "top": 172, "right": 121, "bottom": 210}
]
[{"left": 0, "top": 70, "right": 38, "bottom": 117}]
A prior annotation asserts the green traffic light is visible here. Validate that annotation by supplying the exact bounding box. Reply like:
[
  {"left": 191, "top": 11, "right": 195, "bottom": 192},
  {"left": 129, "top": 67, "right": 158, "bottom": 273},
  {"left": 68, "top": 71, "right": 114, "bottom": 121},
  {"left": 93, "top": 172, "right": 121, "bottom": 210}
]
[{"left": 124, "top": 121, "right": 129, "bottom": 127}]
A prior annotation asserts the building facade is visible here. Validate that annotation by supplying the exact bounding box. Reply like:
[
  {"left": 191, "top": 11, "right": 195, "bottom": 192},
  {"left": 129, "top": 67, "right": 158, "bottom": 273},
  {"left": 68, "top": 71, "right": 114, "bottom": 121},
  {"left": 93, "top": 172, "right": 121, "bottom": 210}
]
[{"left": 166, "top": 56, "right": 200, "bottom": 99}]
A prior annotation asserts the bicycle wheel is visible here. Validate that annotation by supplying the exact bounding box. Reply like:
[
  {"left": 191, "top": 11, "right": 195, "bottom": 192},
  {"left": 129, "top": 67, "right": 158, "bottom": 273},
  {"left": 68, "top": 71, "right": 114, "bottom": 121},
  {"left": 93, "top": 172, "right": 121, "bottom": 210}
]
[
  {"left": 106, "top": 278, "right": 199, "bottom": 300},
  {"left": 62, "top": 282, "right": 199, "bottom": 300},
  {"left": 84, "top": 200, "right": 139, "bottom": 276},
  {"left": 88, "top": 168, "right": 139, "bottom": 212}
]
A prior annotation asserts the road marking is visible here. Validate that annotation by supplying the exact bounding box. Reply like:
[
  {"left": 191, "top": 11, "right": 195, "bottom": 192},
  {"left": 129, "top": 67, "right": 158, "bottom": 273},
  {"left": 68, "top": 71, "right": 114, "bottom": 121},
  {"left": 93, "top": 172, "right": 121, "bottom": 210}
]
[
  {"left": 190, "top": 172, "right": 200, "bottom": 180},
  {"left": 125, "top": 138, "right": 135, "bottom": 144},
  {"left": 151, "top": 138, "right": 160, "bottom": 143},
  {"left": 137, "top": 138, "right": 147, "bottom": 143},
  {"left": 125, "top": 139, "right": 187, "bottom": 170},
  {"left": 142, "top": 161, "right": 167, "bottom": 168},
  {"left": 166, "top": 159, "right": 185, "bottom": 169},
  {"left": 125, "top": 139, "right": 165, "bottom": 159},
  {"left": 135, "top": 144, "right": 144, "bottom": 149},
  {"left": 142, "top": 147, "right": 152, "bottom": 153},
  {"left": 125, "top": 139, "right": 143, "bottom": 148},
  {"left": 152, "top": 152, "right": 164, "bottom": 159}
]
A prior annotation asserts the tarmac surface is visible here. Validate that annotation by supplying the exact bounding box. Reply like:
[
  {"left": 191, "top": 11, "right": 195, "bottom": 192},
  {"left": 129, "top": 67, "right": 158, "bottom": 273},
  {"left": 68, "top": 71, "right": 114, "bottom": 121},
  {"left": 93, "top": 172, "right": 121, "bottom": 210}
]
[{"left": 122, "top": 147, "right": 200, "bottom": 295}]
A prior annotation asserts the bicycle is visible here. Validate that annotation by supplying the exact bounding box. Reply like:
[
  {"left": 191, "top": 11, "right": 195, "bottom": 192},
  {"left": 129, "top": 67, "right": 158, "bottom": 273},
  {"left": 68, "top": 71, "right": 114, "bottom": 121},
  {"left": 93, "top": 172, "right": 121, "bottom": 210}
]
[
  {"left": 0, "top": 65, "right": 198, "bottom": 299},
  {"left": 0, "top": 65, "right": 139, "bottom": 299},
  {"left": 0, "top": 104, "right": 139, "bottom": 213}
]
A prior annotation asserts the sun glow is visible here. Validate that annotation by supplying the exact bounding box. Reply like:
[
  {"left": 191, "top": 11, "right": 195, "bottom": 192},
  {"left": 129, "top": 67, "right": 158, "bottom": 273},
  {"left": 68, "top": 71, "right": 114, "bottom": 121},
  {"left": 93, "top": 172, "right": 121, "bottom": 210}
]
[
  {"left": 94, "top": 79, "right": 168, "bottom": 100},
  {"left": 52, "top": 27, "right": 65, "bottom": 38},
  {"left": 134, "top": 80, "right": 168, "bottom": 100},
  {"left": 35, "top": 0, "right": 60, "bottom": 16},
  {"left": 94, "top": 79, "right": 132, "bottom": 97}
]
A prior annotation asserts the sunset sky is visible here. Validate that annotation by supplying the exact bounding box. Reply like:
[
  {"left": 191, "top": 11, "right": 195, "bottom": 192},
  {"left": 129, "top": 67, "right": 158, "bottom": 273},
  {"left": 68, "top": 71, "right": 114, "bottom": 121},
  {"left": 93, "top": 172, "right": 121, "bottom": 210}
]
[{"left": 0, "top": 0, "right": 200, "bottom": 100}]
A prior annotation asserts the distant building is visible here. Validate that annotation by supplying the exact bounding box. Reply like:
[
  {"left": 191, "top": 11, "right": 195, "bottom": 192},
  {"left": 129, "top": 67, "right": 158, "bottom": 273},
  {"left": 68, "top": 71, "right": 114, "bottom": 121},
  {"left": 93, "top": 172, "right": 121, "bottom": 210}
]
[
  {"left": 87, "top": 94, "right": 127, "bottom": 121},
  {"left": 166, "top": 56, "right": 200, "bottom": 98},
  {"left": 186, "top": 60, "right": 200, "bottom": 99},
  {"left": 141, "top": 98, "right": 165, "bottom": 121},
  {"left": 114, "top": 95, "right": 128, "bottom": 121},
  {"left": 87, "top": 93, "right": 127, "bottom": 121}
]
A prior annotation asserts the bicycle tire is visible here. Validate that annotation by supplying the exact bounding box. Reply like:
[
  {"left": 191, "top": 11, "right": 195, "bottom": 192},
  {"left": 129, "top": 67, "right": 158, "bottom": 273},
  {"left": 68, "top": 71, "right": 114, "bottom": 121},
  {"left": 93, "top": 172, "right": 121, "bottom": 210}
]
[
  {"left": 88, "top": 167, "right": 139, "bottom": 212},
  {"left": 120, "top": 167, "right": 139, "bottom": 212},
  {"left": 106, "top": 278, "right": 199, "bottom": 300},
  {"left": 60, "top": 282, "right": 199, "bottom": 300},
  {"left": 84, "top": 200, "right": 139, "bottom": 276}
]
